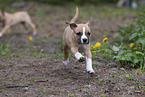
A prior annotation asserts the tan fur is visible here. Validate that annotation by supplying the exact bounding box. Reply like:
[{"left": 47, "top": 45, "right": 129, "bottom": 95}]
[
  {"left": 63, "top": 24, "right": 91, "bottom": 58},
  {"left": 0, "top": 10, "right": 37, "bottom": 37},
  {"left": 63, "top": 7, "right": 94, "bottom": 73}
]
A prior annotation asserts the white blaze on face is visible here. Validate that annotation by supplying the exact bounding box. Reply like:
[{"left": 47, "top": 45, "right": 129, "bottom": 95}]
[{"left": 81, "top": 27, "right": 88, "bottom": 43}]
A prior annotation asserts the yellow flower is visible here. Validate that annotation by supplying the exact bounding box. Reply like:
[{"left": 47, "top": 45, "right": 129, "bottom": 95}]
[
  {"left": 91, "top": 45, "right": 96, "bottom": 51},
  {"left": 129, "top": 43, "right": 134, "bottom": 48},
  {"left": 103, "top": 37, "right": 108, "bottom": 43},
  {"left": 91, "top": 45, "right": 93, "bottom": 51},
  {"left": 95, "top": 42, "right": 101, "bottom": 48},
  {"left": 29, "top": 36, "right": 33, "bottom": 41}
]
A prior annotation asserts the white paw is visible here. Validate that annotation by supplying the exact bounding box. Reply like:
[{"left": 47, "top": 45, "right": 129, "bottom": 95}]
[
  {"left": 78, "top": 56, "right": 85, "bottom": 62},
  {"left": 75, "top": 52, "right": 84, "bottom": 62},
  {"left": 63, "top": 58, "right": 69, "bottom": 65},
  {"left": 87, "top": 69, "right": 95, "bottom": 74},
  {"left": 0, "top": 33, "right": 2, "bottom": 37},
  {"left": 33, "top": 32, "right": 37, "bottom": 36},
  {"left": 86, "top": 57, "right": 95, "bottom": 74}
]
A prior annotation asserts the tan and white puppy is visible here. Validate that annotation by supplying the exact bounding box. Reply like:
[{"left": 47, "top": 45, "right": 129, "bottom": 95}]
[
  {"left": 63, "top": 7, "right": 95, "bottom": 73},
  {"left": 0, "top": 8, "right": 36, "bottom": 37}
]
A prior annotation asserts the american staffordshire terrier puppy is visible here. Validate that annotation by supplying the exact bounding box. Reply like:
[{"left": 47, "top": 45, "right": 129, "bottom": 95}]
[
  {"left": 63, "top": 7, "right": 95, "bottom": 74},
  {"left": 0, "top": 4, "right": 36, "bottom": 37}
]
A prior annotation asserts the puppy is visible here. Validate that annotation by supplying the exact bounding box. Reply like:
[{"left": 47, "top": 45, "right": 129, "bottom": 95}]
[
  {"left": 63, "top": 7, "right": 95, "bottom": 73},
  {"left": 0, "top": 5, "right": 36, "bottom": 37}
]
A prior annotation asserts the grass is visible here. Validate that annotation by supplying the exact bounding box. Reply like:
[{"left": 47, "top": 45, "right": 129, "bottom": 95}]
[
  {"left": 0, "top": 44, "right": 11, "bottom": 55},
  {"left": 53, "top": 53, "right": 63, "bottom": 59},
  {"left": 77, "top": 5, "right": 140, "bottom": 21},
  {"left": 0, "top": 36, "right": 15, "bottom": 55},
  {"left": 28, "top": 78, "right": 39, "bottom": 81}
]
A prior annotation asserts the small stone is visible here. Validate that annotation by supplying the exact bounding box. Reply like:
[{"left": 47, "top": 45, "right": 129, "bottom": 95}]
[{"left": 22, "top": 87, "right": 29, "bottom": 90}]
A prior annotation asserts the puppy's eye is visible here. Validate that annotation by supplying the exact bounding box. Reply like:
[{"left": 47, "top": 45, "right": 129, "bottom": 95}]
[
  {"left": 76, "top": 32, "right": 82, "bottom": 35},
  {"left": 87, "top": 32, "right": 91, "bottom": 35}
]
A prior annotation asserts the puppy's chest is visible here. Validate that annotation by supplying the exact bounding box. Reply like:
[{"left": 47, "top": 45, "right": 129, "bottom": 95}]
[{"left": 78, "top": 44, "right": 86, "bottom": 53}]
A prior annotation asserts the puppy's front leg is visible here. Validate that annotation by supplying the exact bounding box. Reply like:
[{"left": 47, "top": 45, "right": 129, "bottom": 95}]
[
  {"left": 63, "top": 45, "right": 69, "bottom": 65},
  {"left": 71, "top": 46, "right": 85, "bottom": 62},
  {"left": 85, "top": 44, "right": 95, "bottom": 73},
  {"left": 0, "top": 25, "right": 10, "bottom": 37}
]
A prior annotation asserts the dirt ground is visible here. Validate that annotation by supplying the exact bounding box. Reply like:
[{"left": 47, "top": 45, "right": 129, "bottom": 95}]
[{"left": 0, "top": 2, "right": 145, "bottom": 97}]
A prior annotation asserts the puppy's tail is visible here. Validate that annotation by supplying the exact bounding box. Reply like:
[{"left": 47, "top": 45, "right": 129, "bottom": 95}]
[
  {"left": 27, "top": 3, "right": 35, "bottom": 13},
  {"left": 70, "top": 6, "right": 79, "bottom": 23}
]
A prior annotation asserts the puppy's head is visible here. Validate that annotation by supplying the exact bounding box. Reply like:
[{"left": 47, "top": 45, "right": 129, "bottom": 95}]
[{"left": 67, "top": 21, "right": 91, "bottom": 44}]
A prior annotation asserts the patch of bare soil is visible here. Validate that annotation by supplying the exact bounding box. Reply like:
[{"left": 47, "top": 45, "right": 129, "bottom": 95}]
[{"left": 0, "top": 2, "right": 144, "bottom": 96}]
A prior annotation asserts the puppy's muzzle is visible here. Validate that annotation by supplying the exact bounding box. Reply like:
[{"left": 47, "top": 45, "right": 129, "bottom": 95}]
[
  {"left": 83, "top": 38, "right": 87, "bottom": 43},
  {"left": 81, "top": 38, "right": 89, "bottom": 44}
]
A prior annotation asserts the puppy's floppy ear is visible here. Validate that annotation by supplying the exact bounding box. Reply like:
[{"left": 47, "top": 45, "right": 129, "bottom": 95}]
[
  {"left": 70, "top": 23, "right": 77, "bottom": 29},
  {"left": 66, "top": 22, "right": 77, "bottom": 29}
]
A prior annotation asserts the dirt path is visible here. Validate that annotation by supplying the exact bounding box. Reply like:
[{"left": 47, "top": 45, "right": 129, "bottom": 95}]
[{"left": 1, "top": 52, "right": 144, "bottom": 96}]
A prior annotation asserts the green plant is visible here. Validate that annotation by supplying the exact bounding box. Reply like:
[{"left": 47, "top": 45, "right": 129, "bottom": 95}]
[
  {"left": 91, "top": 37, "right": 114, "bottom": 60},
  {"left": 113, "top": 11, "right": 145, "bottom": 69},
  {"left": 100, "top": 94, "right": 106, "bottom": 97},
  {"left": 0, "top": 36, "right": 14, "bottom": 55},
  {"left": 0, "top": 44, "right": 11, "bottom": 55},
  {"left": 91, "top": 11, "right": 145, "bottom": 69}
]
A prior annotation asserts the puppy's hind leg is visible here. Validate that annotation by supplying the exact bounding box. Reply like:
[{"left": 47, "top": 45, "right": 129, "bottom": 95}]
[
  {"left": 0, "top": 25, "right": 10, "bottom": 37},
  {"left": 27, "top": 21, "right": 37, "bottom": 36},
  {"left": 63, "top": 45, "right": 69, "bottom": 65},
  {"left": 21, "top": 22, "right": 29, "bottom": 34}
]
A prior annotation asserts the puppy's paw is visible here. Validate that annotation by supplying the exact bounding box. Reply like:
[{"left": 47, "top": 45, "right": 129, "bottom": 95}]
[
  {"left": 78, "top": 56, "right": 85, "bottom": 62},
  {"left": 33, "top": 32, "right": 37, "bottom": 36},
  {"left": 87, "top": 69, "right": 95, "bottom": 74},
  {"left": 25, "top": 31, "right": 29, "bottom": 34},
  {"left": 63, "top": 58, "right": 69, "bottom": 65},
  {"left": 0, "top": 33, "right": 3, "bottom": 37}
]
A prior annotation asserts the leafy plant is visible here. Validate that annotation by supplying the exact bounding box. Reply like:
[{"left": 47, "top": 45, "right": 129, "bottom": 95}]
[
  {"left": 0, "top": 36, "right": 14, "bottom": 55},
  {"left": 91, "top": 37, "right": 114, "bottom": 60},
  {"left": 113, "top": 11, "right": 145, "bottom": 68},
  {"left": 92, "top": 11, "right": 145, "bottom": 69},
  {"left": 0, "top": 44, "right": 11, "bottom": 55}
]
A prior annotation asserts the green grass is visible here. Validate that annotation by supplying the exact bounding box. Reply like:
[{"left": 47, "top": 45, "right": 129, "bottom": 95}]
[
  {"left": 53, "top": 53, "right": 63, "bottom": 59},
  {"left": 0, "top": 36, "right": 15, "bottom": 55},
  {"left": 28, "top": 78, "right": 39, "bottom": 81}
]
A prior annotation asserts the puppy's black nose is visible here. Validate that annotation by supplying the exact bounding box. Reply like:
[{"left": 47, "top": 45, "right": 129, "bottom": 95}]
[{"left": 83, "top": 38, "right": 87, "bottom": 43}]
